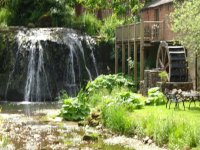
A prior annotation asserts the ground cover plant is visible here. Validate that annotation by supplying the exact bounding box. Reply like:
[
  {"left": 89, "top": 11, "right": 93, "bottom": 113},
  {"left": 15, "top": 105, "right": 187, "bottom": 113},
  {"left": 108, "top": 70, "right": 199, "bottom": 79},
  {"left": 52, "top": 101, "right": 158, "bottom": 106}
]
[
  {"left": 59, "top": 74, "right": 200, "bottom": 150},
  {"left": 146, "top": 87, "right": 166, "bottom": 105},
  {"left": 132, "top": 105, "right": 200, "bottom": 150}
]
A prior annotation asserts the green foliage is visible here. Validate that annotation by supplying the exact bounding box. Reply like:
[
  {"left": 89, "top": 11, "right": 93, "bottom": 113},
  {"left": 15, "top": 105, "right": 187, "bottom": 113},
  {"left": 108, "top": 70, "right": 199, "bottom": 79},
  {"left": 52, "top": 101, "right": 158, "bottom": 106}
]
[
  {"left": 74, "top": 13, "right": 101, "bottom": 36},
  {"left": 130, "top": 105, "right": 200, "bottom": 149},
  {"left": 101, "top": 104, "right": 134, "bottom": 135},
  {"left": 146, "top": 87, "right": 166, "bottom": 105},
  {"left": 0, "top": 0, "right": 76, "bottom": 27},
  {"left": 111, "top": 0, "right": 142, "bottom": 18},
  {"left": 57, "top": 90, "right": 69, "bottom": 101},
  {"left": 0, "top": 135, "right": 10, "bottom": 148},
  {"left": 127, "top": 57, "right": 134, "bottom": 70},
  {"left": 60, "top": 97, "right": 90, "bottom": 121},
  {"left": 0, "top": 8, "right": 11, "bottom": 27},
  {"left": 117, "top": 92, "right": 144, "bottom": 110},
  {"left": 86, "top": 74, "right": 136, "bottom": 94},
  {"left": 159, "top": 71, "right": 168, "bottom": 82},
  {"left": 78, "top": 0, "right": 108, "bottom": 12},
  {"left": 99, "top": 14, "right": 123, "bottom": 42},
  {"left": 171, "top": 0, "right": 200, "bottom": 55}
]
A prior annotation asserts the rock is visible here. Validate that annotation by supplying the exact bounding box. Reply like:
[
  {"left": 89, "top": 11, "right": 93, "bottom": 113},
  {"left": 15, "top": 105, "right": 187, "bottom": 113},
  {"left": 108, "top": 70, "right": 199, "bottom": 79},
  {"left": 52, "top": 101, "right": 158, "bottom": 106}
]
[
  {"left": 27, "top": 23, "right": 35, "bottom": 28},
  {"left": 54, "top": 117, "right": 63, "bottom": 122},
  {"left": 15, "top": 127, "right": 20, "bottom": 133},
  {"left": 148, "top": 139, "right": 153, "bottom": 145},
  {"left": 33, "top": 134, "right": 40, "bottom": 139},
  {"left": 5, "top": 128, "right": 11, "bottom": 132},
  {"left": 143, "top": 136, "right": 150, "bottom": 144},
  {"left": 134, "top": 135, "right": 138, "bottom": 139},
  {"left": 78, "top": 121, "right": 87, "bottom": 126},
  {"left": 183, "top": 145, "right": 190, "bottom": 150},
  {"left": 46, "top": 135, "right": 57, "bottom": 143},
  {"left": 96, "top": 124, "right": 103, "bottom": 130},
  {"left": 83, "top": 134, "right": 98, "bottom": 141},
  {"left": 91, "top": 112, "right": 100, "bottom": 119},
  {"left": 88, "top": 119, "right": 99, "bottom": 127}
]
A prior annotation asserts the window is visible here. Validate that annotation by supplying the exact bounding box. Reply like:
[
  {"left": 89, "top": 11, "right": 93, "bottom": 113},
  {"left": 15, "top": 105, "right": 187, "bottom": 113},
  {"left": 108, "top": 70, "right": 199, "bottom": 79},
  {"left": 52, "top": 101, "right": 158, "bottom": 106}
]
[{"left": 154, "top": 9, "right": 159, "bottom": 21}]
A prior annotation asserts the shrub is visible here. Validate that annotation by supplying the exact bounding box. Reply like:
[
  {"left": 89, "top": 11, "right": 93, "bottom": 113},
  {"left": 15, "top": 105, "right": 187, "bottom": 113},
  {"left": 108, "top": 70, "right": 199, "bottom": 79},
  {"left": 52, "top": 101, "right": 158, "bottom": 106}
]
[
  {"left": 86, "top": 74, "right": 136, "bottom": 94},
  {"left": 59, "top": 97, "right": 90, "bottom": 121},
  {"left": 117, "top": 92, "right": 145, "bottom": 110},
  {"left": 159, "top": 71, "right": 168, "bottom": 82},
  {"left": 100, "top": 14, "right": 124, "bottom": 42},
  {"left": 0, "top": 8, "right": 11, "bottom": 27},
  {"left": 74, "top": 13, "right": 101, "bottom": 36},
  {"left": 57, "top": 90, "right": 69, "bottom": 101},
  {"left": 146, "top": 87, "right": 166, "bottom": 105}
]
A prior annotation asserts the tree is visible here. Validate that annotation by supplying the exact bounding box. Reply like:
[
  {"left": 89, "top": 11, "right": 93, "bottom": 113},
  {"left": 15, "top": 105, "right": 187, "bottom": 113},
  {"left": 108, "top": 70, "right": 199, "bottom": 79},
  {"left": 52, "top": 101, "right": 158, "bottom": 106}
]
[
  {"left": 0, "top": 0, "right": 76, "bottom": 27},
  {"left": 170, "top": 0, "right": 200, "bottom": 55},
  {"left": 78, "top": 0, "right": 142, "bottom": 21}
]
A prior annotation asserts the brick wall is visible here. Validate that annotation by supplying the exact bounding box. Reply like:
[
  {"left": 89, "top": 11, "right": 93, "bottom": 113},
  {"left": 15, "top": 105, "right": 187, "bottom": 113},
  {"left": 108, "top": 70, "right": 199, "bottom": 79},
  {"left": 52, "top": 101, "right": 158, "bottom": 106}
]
[{"left": 141, "top": 3, "right": 176, "bottom": 41}]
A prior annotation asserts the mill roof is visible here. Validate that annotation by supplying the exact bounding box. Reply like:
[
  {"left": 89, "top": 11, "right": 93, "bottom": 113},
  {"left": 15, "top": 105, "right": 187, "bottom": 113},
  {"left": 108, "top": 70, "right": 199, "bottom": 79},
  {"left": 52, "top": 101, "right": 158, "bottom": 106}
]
[{"left": 142, "top": 0, "right": 173, "bottom": 10}]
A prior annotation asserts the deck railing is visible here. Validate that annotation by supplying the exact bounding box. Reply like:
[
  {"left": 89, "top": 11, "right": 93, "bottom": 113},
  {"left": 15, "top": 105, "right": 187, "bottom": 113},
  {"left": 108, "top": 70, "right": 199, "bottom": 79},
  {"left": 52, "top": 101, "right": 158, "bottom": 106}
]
[{"left": 116, "top": 21, "right": 164, "bottom": 42}]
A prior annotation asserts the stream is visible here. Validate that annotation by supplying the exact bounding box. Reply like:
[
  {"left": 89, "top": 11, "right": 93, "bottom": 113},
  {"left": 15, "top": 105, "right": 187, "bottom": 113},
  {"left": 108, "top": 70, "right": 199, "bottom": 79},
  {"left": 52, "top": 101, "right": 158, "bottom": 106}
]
[
  {"left": 0, "top": 102, "right": 167, "bottom": 150},
  {"left": 0, "top": 102, "right": 129, "bottom": 150}
]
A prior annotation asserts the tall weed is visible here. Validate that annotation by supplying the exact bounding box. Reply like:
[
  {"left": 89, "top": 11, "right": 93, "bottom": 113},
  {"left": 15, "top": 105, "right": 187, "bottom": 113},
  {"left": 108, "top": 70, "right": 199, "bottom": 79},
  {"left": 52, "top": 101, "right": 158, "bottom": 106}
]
[{"left": 101, "top": 104, "right": 134, "bottom": 135}]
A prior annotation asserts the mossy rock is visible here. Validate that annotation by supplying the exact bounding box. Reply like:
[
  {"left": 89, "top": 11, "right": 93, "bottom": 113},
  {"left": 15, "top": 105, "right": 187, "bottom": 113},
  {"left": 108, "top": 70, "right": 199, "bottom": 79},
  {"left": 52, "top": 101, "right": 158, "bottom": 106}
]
[{"left": 83, "top": 133, "right": 99, "bottom": 141}]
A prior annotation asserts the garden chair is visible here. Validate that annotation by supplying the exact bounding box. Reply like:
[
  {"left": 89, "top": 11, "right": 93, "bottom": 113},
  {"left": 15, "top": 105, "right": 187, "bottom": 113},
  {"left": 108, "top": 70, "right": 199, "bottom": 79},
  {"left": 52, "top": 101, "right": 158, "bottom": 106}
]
[
  {"left": 165, "top": 88, "right": 185, "bottom": 110},
  {"left": 188, "top": 90, "right": 200, "bottom": 109}
]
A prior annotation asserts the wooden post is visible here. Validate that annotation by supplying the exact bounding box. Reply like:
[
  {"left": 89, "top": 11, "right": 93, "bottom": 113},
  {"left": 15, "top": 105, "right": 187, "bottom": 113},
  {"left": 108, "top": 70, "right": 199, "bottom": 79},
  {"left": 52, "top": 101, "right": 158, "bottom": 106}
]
[
  {"left": 140, "top": 21, "right": 144, "bottom": 80},
  {"left": 134, "top": 42, "right": 137, "bottom": 82},
  {"left": 115, "top": 38, "right": 118, "bottom": 73},
  {"left": 122, "top": 43, "right": 125, "bottom": 74},
  {"left": 122, "top": 26, "right": 125, "bottom": 74},
  {"left": 128, "top": 25, "right": 131, "bottom": 75},
  {"left": 134, "top": 24, "right": 137, "bottom": 81}
]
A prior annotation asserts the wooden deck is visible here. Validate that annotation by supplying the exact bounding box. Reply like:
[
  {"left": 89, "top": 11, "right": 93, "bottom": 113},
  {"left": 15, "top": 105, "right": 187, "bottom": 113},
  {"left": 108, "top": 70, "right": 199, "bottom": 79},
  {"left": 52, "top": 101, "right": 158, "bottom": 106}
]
[
  {"left": 115, "top": 21, "right": 165, "bottom": 81},
  {"left": 116, "top": 21, "right": 164, "bottom": 43}
]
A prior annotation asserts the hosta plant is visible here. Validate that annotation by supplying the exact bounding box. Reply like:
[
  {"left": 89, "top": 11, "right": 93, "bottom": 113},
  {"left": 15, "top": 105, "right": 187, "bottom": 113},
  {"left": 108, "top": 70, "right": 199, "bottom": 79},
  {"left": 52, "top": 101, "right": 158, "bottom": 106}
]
[{"left": 60, "top": 97, "right": 90, "bottom": 121}]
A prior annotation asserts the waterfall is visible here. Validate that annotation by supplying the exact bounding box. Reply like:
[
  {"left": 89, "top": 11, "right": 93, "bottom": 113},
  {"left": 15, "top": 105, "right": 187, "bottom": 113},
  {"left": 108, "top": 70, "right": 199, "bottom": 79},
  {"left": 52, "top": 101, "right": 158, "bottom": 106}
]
[
  {"left": 24, "top": 41, "right": 51, "bottom": 101},
  {"left": 4, "top": 28, "right": 98, "bottom": 101}
]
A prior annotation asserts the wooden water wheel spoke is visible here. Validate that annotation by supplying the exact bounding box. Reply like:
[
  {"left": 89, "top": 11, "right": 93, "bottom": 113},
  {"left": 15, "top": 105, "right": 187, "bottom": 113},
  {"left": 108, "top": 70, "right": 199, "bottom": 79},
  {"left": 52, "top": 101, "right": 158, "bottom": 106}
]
[
  {"left": 156, "top": 41, "right": 187, "bottom": 82},
  {"left": 163, "top": 50, "right": 167, "bottom": 64},
  {"left": 164, "top": 62, "right": 169, "bottom": 70},
  {"left": 159, "top": 58, "right": 164, "bottom": 68}
]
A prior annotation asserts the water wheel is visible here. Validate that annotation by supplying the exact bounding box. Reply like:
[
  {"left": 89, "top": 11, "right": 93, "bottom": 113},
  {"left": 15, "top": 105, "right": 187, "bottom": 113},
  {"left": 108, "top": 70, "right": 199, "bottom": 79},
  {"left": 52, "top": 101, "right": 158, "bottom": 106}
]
[{"left": 156, "top": 41, "right": 188, "bottom": 82}]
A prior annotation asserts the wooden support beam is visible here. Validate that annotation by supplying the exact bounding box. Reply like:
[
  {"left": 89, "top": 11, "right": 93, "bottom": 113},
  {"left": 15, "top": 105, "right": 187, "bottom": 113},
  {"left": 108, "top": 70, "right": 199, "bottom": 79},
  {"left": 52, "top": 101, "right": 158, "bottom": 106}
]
[
  {"left": 128, "top": 26, "right": 131, "bottom": 75},
  {"left": 128, "top": 43, "right": 131, "bottom": 75},
  {"left": 115, "top": 39, "right": 118, "bottom": 73},
  {"left": 134, "top": 24, "right": 137, "bottom": 82},
  {"left": 122, "top": 43, "right": 125, "bottom": 74},
  {"left": 122, "top": 26, "right": 125, "bottom": 74},
  {"left": 134, "top": 42, "right": 137, "bottom": 82},
  {"left": 140, "top": 21, "right": 144, "bottom": 80}
]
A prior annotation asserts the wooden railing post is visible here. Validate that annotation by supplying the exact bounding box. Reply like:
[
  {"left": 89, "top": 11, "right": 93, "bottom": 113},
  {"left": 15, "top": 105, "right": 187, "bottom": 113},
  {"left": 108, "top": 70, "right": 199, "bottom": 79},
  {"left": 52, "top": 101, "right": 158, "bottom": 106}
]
[
  {"left": 122, "top": 26, "right": 125, "bottom": 74},
  {"left": 128, "top": 25, "right": 131, "bottom": 75},
  {"left": 134, "top": 24, "right": 137, "bottom": 81},
  {"left": 140, "top": 21, "right": 144, "bottom": 80},
  {"left": 115, "top": 36, "right": 118, "bottom": 74}
]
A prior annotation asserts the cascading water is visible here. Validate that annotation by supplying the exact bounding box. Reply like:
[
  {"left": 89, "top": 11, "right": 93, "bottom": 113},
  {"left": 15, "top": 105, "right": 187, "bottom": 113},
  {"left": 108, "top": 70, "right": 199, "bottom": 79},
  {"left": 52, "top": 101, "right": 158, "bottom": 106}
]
[
  {"left": 23, "top": 41, "right": 51, "bottom": 102},
  {"left": 4, "top": 28, "right": 98, "bottom": 101}
]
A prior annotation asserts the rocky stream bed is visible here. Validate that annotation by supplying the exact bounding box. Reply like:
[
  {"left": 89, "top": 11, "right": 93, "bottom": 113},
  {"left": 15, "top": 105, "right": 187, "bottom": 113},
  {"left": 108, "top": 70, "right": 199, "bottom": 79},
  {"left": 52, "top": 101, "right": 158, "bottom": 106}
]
[{"left": 0, "top": 102, "right": 167, "bottom": 150}]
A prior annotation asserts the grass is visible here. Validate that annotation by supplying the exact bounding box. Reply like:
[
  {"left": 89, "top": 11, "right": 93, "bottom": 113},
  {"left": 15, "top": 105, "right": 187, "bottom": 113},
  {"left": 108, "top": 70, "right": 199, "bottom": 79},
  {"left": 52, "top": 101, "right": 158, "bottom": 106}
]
[
  {"left": 130, "top": 103, "right": 200, "bottom": 149},
  {"left": 101, "top": 97, "right": 200, "bottom": 149}
]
